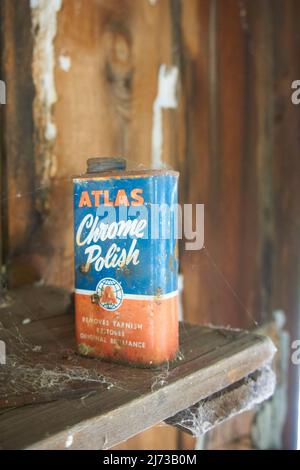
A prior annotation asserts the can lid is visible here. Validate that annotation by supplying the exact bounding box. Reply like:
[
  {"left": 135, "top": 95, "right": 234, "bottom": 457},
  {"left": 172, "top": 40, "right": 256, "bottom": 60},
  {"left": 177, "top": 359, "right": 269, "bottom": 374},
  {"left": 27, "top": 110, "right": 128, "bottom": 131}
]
[{"left": 86, "top": 157, "right": 126, "bottom": 173}]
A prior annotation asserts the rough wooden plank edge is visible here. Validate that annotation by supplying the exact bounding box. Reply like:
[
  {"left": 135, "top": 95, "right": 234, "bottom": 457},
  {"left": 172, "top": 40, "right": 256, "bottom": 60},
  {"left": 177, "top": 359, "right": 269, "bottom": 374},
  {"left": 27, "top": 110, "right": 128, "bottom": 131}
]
[
  {"left": 165, "top": 365, "right": 276, "bottom": 436},
  {"left": 5, "top": 333, "right": 276, "bottom": 450}
]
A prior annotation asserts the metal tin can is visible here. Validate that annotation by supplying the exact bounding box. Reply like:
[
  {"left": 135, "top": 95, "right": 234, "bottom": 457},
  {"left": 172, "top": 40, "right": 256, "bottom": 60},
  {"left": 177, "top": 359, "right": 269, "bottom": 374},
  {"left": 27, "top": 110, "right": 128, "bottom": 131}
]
[{"left": 73, "top": 157, "right": 179, "bottom": 366}]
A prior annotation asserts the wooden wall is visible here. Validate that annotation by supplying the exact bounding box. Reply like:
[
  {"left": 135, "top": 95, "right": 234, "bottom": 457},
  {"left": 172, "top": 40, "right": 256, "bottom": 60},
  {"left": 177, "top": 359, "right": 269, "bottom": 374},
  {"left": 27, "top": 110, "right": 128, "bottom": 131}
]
[{"left": 1, "top": 0, "right": 300, "bottom": 449}]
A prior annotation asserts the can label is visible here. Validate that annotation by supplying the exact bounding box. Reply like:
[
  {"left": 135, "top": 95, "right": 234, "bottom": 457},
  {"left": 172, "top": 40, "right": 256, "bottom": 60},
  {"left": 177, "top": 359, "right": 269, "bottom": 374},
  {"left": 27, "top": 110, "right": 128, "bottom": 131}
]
[{"left": 73, "top": 173, "right": 179, "bottom": 365}]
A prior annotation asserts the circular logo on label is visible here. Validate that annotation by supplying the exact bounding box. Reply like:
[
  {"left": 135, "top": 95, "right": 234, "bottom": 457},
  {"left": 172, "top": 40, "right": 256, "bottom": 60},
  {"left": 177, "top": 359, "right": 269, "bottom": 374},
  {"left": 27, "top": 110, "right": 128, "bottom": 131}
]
[{"left": 96, "top": 278, "right": 123, "bottom": 311}]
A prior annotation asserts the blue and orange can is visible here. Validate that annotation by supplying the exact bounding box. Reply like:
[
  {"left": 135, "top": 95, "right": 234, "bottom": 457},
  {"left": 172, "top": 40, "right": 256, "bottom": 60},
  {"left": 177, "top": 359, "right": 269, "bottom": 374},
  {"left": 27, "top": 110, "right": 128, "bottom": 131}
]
[{"left": 73, "top": 157, "right": 179, "bottom": 366}]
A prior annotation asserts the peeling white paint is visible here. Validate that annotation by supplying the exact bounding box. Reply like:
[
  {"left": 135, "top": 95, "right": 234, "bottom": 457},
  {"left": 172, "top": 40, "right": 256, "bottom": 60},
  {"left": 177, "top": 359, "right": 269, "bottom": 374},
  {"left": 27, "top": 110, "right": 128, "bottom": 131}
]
[
  {"left": 45, "top": 121, "right": 57, "bottom": 141},
  {"left": 65, "top": 434, "right": 73, "bottom": 448},
  {"left": 151, "top": 64, "right": 179, "bottom": 168},
  {"left": 31, "top": 0, "right": 62, "bottom": 11},
  {"left": 31, "top": 0, "right": 61, "bottom": 127},
  {"left": 49, "top": 154, "right": 58, "bottom": 178},
  {"left": 31, "top": 0, "right": 61, "bottom": 198},
  {"left": 30, "top": 0, "right": 40, "bottom": 8},
  {"left": 0, "top": 80, "right": 6, "bottom": 104},
  {"left": 58, "top": 54, "right": 71, "bottom": 72}
]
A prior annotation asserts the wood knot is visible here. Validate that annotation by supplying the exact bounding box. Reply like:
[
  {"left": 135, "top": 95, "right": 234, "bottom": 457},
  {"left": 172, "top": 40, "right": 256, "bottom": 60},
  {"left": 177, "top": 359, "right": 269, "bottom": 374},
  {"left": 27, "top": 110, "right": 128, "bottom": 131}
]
[
  {"left": 112, "top": 33, "right": 130, "bottom": 64},
  {"left": 103, "top": 28, "right": 133, "bottom": 120}
]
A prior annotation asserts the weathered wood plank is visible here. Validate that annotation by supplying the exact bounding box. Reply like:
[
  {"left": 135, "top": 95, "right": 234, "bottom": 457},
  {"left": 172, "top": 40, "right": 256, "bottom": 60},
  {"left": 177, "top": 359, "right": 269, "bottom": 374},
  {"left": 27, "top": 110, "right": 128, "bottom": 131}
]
[
  {"left": 0, "top": 286, "right": 275, "bottom": 450},
  {"left": 179, "top": 0, "right": 211, "bottom": 325},
  {"left": 0, "top": 0, "right": 37, "bottom": 288},
  {"left": 216, "top": 0, "right": 259, "bottom": 328},
  {"left": 179, "top": 0, "right": 261, "bottom": 330}
]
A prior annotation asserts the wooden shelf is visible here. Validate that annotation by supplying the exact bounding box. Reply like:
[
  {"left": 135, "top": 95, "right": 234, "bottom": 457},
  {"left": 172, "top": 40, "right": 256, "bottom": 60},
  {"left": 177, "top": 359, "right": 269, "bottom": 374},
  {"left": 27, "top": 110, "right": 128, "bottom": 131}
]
[{"left": 0, "top": 286, "right": 276, "bottom": 450}]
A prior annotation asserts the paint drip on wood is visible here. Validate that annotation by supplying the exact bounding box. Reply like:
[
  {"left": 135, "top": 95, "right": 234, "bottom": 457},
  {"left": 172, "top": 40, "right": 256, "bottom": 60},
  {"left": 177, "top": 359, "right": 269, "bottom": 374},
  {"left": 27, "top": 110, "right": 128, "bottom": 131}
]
[{"left": 30, "top": 0, "right": 62, "bottom": 213}]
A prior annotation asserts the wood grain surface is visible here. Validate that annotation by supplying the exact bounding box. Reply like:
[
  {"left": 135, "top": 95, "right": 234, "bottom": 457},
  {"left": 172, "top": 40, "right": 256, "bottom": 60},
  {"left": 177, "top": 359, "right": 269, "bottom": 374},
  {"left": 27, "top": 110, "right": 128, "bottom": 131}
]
[{"left": 0, "top": 286, "right": 275, "bottom": 450}]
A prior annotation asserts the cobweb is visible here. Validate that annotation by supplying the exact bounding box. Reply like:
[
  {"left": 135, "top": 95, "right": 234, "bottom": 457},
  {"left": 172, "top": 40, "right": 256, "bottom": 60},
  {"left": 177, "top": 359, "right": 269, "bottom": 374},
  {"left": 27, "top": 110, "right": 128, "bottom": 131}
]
[
  {"left": 165, "top": 366, "right": 276, "bottom": 436},
  {"left": 0, "top": 322, "right": 115, "bottom": 409}
]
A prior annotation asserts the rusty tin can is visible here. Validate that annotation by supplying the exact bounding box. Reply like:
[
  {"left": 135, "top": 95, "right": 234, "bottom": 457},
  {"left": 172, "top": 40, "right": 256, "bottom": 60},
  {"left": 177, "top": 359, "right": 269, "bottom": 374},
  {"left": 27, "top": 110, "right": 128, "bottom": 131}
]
[{"left": 73, "top": 157, "right": 179, "bottom": 366}]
